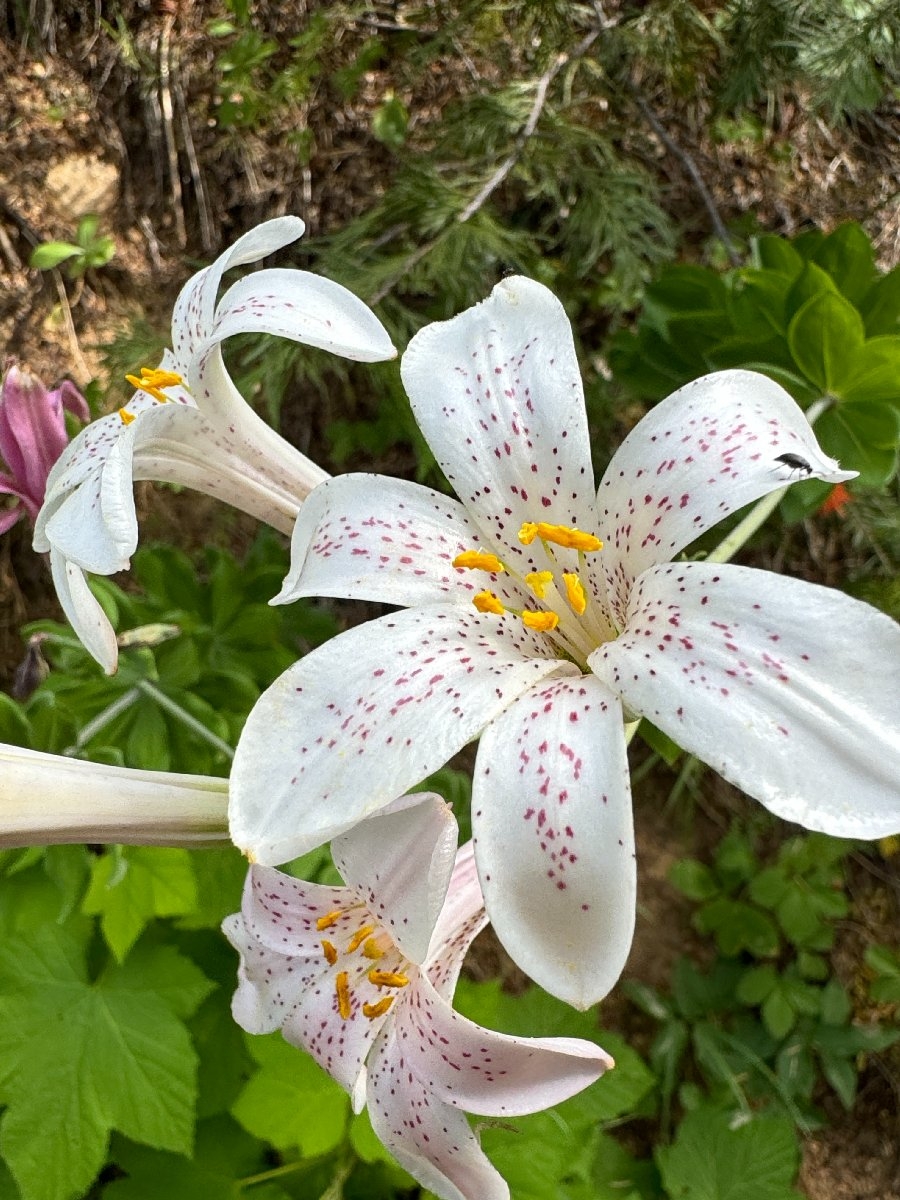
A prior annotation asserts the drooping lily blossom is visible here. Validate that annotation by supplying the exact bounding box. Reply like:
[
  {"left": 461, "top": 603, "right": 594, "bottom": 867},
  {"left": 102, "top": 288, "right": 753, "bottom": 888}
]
[
  {"left": 0, "top": 742, "right": 228, "bottom": 847},
  {"left": 34, "top": 217, "right": 395, "bottom": 674},
  {"left": 223, "top": 793, "right": 612, "bottom": 1200},
  {"left": 0, "top": 361, "right": 89, "bottom": 534},
  {"left": 229, "top": 277, "right": 900, "bottom": 1008}
]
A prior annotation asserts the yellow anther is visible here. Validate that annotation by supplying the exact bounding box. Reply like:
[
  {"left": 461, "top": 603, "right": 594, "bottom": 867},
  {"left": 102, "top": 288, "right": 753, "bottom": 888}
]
[
  {"left": 118, "top": 407, "right": 136, "bottom": 426},
  {"left": 525, "top": 571, "right": 554, "bottom": 599},
  {"left": 346, "top": 924, "right": 376, "bottom": 953},
  {"left": 367, "top": 968, "right": 410, "bottom": 988},
  {"left": 316, "top": 909, "right": 343, "bottom": 931},
  {"left": 363, "top": 996, "right": 395, "bottom": 1020},
  {"left": 321, "top": 939, "right": 338, "bottom": 965},
  {"left": 473, "top": 590, "right": 505, "bottom": 615},
  {"left": 518, "top": 522, "right": 602, "bottom": 553},
  {"left": 452, "top": 550, "right": 505, "bottom": 573},
  {"left": 125, "top": 366, "right": 184, "bottom": 405},
  {"left": 335, "top": 971, "right": 352, "bottom": 1019},
  {"left": 362, "top": 937, "right": 385, "bottom": 960},
  {"left": 562, "top": 572, "right": 587, "bottom": 615},
  {"left": 522, "top": 610, "right": 560, "bottom": 632}
]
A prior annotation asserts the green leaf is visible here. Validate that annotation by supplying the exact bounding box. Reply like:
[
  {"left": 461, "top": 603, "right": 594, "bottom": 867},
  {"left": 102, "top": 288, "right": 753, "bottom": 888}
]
[
  {"left": 748, "top": 867, "right": 789, "bottom": 909},
  {"left": 479, "top": 1110, "right": 597, "bottom": 1200},
  {"left": 752, "top": 236, "right": 803, "bottom": 277},
  {"left": 841, "top": 336, "right": 900, "bottom": 405},
  {"left": 814, "top": 400, "right": 900, "bottom": 488},
  {"left": 811, "top": 222, "right": 876, "bottom": 306},
  {"left": 736, "top": 964, "right": 777, "bottom": 1006},
  {"left": 762, "top": 987, "right": 796, "bottom": 1039},
  {"left": 656, "top": 1104, "right": 801, "bottom": 1200},
  {"left": 866, "top": 944, "right": 900, "bottom": 1004},
  {"left": 0, "top": 928, "right": 210, "bottom": 1200},
  {"left": 668, "top": 858, "right": 720, "bottom": 902},
  {"left": 727, "top": 270, "right": 790, "bottom": 338},
  {"left": 784, "top": 261, "right": 839, "bottom": 322},
  {"left": 104, "top": 1116, "right": 283, "bottom": 1200},
  {"left": 694, "top": 898, "right": 780, "bottom": 958},
  {"left": 29, "top": 242, "right": 83, "bottom": 270},
  {"left": 859, "top": 268, "right": 900, "bottom": 336},
  {"left": 82, "top": 847, "right": 198, "bottom": 961},
  {"left": 372, "top": 95, "right": 409, "bottom": 149},
  {"left": 787, "top": 292, "right": 865, "bottom": 393},
  {"left": 231, "top": 1033, "right": 349, "bottom": 1156}
]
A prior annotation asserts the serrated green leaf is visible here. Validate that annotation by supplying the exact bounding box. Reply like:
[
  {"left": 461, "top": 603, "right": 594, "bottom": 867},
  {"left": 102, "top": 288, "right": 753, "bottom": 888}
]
[
  {"left": 0, "top": 928, "right": 210, "bottom": 1200},
  {"left": 865, "top": 944, "right": 900, "bottom": 1003},
  {"left": 175, "top": 844, "right": 247, "bottom": 931},
  {"left": 695, "top": 898, "right": 780, "bottom": 958},
  {"left": 83, "top": 847, "right": 197, "bottom": 961},
  {"left": 788, "top": 292, "right": 865, "bottom": 393},
  {"left": 656, "top": 1105, "right": 801, "bottom": 1200},
  {"left": 480, "top": 1110, "right": 597, "bottom": 1200},
  {"left": 231, "top": 1033, "right": 348, "bottom": 1156}
]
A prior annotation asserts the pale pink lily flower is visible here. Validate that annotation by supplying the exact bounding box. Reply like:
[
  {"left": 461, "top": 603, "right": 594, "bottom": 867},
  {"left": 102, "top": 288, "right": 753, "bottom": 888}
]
[
  {"left": 0, "top": 362, "right": 89, "bottom": 534},
  {"left": 229, "top": 277, "right": 900, "bottom": 1009},
  {"left": 223, "top": 793, "right": 612, "bottom": 1200},
  {"left": 34, "top": 217, "right": 395, "bottom": 674}
]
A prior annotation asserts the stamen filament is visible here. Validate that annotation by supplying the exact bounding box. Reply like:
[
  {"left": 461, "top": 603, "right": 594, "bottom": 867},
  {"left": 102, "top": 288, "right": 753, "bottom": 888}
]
[
  {"left": 335, "top": 971, "right": 352, "bottom": 1019},
  {"left": 363, "top": 997, "right": 395, "bottom": 1020}
]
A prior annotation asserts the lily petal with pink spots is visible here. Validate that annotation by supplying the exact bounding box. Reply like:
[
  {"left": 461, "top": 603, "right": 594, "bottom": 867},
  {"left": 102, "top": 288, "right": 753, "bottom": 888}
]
[
  {"left": 401, "top": 276, "right": 599, "bottom": 573},
  {"left": 424, "top": 841, "right": 489, "bottom": 1002},
  {"left": 230, "top": 605, "right": 577, "bottom": 865},
  {"left": 49, "top": 548, "right": 118, "bottom": 674},
  {"left": 589, "top": 561, "right": 900, "bottom": 837},
  {"left": 472, "top": 674, "right": 636, "bottom": 1009},
  {"left": 595, "top": 369, "right": 856, "bottom": 622},
  {"left": 276, "top": 474, "right": 529, "bottom": 610}
]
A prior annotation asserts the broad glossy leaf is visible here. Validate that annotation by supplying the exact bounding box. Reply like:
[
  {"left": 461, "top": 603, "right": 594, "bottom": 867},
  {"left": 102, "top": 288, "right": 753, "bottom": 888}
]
[{"left": 788, "top": 292, "right": 865, "bottom": 393}]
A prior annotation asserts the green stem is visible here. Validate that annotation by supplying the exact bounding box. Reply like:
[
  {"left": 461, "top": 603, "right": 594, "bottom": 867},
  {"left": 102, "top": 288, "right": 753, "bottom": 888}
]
[
  {"left": 64, "top": 688, "right": 141, "bottom": 754},
  {"left": 136, "top": 680, "right": 235, "bottom": 761}
]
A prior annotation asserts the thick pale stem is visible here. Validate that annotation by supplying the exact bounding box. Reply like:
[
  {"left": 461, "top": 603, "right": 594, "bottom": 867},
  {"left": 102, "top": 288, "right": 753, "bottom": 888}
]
[{"left": 0, "top": 744, "right": 229, "bottom": 847}]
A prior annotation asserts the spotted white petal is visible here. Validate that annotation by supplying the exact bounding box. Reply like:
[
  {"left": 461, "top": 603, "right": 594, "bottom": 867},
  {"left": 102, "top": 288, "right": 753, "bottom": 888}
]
[
  {"left": 276, "top": 473, "right": 528, "bottom": 609},
  {"left": 229, "top": 605, "right": 575, "bottom": 865},
  {"left": 171, "top": 216, "right": 307, "bottom": 362},
  {"left": 332, "top": 792, "right": 458, "bottom": 964},
  {"left": 367, "top": 1025, "right": 510, "bottom": 1200},
  {"left": 399, "top": 973, "right": 613, "bottom": 1115},
  {"left": 472, "top": 675, "right": 636, "bottom": 1009},
  {"left": 401, "top": 276, "right": 598, "bottom": 572},
  {"left": 590, "top": 561, "right": 900, "bottom": 837},
  {"left": 424, "top": 841, "right": 489, "bottom": 1002},
  {"left": 49, "top": 548, "right": 118, "bottom": 674},
  {"left": 595, "top": 370, "right": 856, "bottom": 622}
]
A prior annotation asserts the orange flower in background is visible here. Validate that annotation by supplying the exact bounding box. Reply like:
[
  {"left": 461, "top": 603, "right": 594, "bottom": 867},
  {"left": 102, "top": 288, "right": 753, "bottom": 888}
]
[{"left": 820, "top": 482, "right": 852, "bottom": 516}]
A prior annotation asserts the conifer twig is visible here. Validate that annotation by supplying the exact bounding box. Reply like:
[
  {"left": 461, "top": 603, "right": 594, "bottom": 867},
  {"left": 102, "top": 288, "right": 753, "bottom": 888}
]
[
  {"left": 626, "top": 86, "right": 742, "bottom": 266},
  {"left": 456, "top": 28, "right": 600, "bottom": 225}
]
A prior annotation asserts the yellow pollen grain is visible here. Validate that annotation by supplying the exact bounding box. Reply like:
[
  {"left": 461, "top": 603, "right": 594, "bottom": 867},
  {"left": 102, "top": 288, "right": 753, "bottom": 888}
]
[
  {"left": 335, "top": 971, "right": 352, "bottom": 1020},
  {"left": 346, "top": 924, "right": 376, "bottom": 953},
  {"left": 367, "top": 968, "right": 410, "bottom": 988},
  {"left": 362, "top": 937, "right": 385, "bottom": 960},
  {"left": 452, "top": 550, "right": 505, "bottom": 573},
  {"left": 473, "top": 590, "right": 505, "bottom": 615},
  {"left": 118, "top": 407, "right": 136, "bottom": 426},
  {"left": 363, "top": 996, "right": 395, "bottom": 1020},
  {"left": 316, "top": 909, "right": 343, "bottom": 931},
  {"left": 519, "top": 521, "right": 602, "bottom": 552},
  {"left": 525, "top": 570, "right": 554, "bottom": 599},
  {"left": 562, "top": 572, "right": 587, "bottom": 615},
  {"left": 522, "top": 610, "right": 560, "bottom": 632},
  {"left": 320, "top": 939, "right": 338, "bottom": 965}
]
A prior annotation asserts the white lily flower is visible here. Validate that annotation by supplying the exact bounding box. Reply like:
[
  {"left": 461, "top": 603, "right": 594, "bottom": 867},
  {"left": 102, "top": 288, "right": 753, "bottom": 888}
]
[
  {"left": 0, "top": 742, "right": 228, "bottom": 846},
  {"left": 34, "top": 216, "right": 396, "bottom": 674},
  {"left": 223, "top": 793, "right": 612, "bottom": 1200},
  {"left": 230, "top": 277, "right": 900, "bottom": 1008}
]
